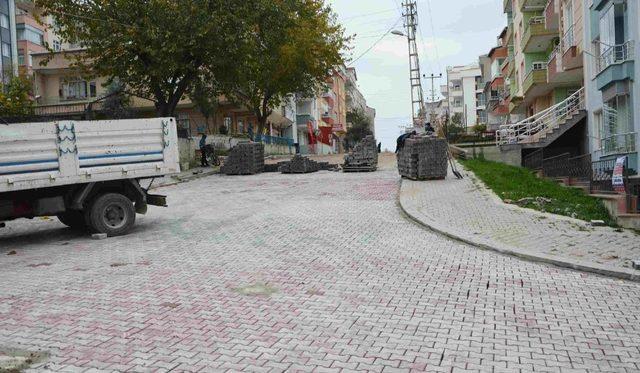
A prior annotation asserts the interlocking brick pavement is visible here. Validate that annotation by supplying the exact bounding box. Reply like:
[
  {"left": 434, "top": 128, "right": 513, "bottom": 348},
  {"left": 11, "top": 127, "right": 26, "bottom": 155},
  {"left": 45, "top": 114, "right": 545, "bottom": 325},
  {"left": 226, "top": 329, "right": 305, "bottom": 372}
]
[
  {"left": 0, "top": 155, "right": 639, "bottom": 372},
  {"left": 400, "top": 162, "right": 640, "bottom": 280}
]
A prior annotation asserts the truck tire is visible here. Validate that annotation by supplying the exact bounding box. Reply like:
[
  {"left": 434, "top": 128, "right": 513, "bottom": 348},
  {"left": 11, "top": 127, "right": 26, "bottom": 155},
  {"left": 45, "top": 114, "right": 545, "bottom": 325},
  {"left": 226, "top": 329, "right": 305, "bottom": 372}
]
[
  {"left": 57, "top": 210, "right": 86, "bottom": 229},
  {"left": 85, "top": 193, "right": 136, "bottom": 237}
]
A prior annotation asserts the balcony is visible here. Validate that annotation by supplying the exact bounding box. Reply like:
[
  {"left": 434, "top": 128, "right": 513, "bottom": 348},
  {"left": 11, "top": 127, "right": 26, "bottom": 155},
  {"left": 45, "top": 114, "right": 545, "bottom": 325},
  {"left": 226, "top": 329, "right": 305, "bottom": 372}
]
[
  {"left": 322, "top": 90, "right": 335, "bottom": 108},
  {"left": 544, "top": 0, "right": 559, "bottom": 31},
  {"left": 520, "top": 0, "right": 547, "bottom": 12},
  {"left": 561, "top": 25, "right": 582, "bottom": 70},
  {"left": 522, "top": 16, "right": 556, "bottom": 53},
  {"left": 601, "top": 132, "right": 637, "bottom": 157},
  {"left": 321, "top": 111, "right": 336, "bottom": 125},
  {"left": 596, "top": 41, "right": 635, "bottom": 90},
  {"left": 296, "top": 114, "right": 315, "bottom": 126},
  {"left": 523, "top": 66, "right": 548, "bottom": 95}
]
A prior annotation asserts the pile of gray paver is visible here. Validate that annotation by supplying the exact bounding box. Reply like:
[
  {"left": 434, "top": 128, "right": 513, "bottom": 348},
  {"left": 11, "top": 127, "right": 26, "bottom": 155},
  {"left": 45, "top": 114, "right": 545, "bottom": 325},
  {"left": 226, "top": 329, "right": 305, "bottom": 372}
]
[
  {"left": 221, "top": 143, "right": 265, "bottom": 175},
  {"left": 343, "top": 135, "right": 378, "bottom": 172},
  {"left": 397, "top": 135, "right": 448, "bottom": 180},
  {"left": 279, "top": 155, "right": 321, "bottom": 174},
  {"left": 277, "top": 155, "right": 338, "bottom": 174}
]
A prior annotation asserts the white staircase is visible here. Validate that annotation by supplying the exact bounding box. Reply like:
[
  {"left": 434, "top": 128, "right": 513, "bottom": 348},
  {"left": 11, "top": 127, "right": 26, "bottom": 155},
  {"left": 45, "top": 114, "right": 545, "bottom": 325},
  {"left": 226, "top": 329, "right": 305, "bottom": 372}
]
[{"left": 496, "top": 88, "right": 585, "bottom": 147}]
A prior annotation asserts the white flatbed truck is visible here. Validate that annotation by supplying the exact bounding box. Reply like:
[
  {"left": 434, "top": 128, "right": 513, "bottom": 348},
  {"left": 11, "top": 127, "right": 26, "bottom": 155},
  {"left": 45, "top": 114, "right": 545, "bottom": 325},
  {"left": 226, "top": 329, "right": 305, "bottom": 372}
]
[{"left": 0, "top": 118, "right": 180, "bottom": 236}]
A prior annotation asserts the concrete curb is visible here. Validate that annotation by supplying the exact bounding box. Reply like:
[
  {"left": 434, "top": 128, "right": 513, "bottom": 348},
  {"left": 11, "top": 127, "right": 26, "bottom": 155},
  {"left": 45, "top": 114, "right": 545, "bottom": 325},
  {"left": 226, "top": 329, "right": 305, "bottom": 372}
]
[{"left": 398, "top": 179, "right": 640, "bottom": 283}]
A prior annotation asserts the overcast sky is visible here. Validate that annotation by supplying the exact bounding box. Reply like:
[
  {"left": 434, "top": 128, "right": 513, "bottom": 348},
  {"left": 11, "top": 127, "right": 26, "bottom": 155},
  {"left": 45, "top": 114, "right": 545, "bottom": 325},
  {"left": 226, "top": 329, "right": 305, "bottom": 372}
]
[{"left": 328, "top": 0, "right": 505, "bottom": 151}]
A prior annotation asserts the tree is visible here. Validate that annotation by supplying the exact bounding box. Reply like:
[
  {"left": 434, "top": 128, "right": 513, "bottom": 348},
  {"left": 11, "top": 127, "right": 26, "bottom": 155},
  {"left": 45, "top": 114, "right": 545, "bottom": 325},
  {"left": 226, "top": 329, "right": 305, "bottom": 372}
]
[
  {"left": 473, "top": 123, "right": 487, "bottom": 137},
  {"left": 223, "top": 0, "right": 348, "bottom": 137},
  {"left": 189, "top": 78, "right": 219, "bottom": 135},
  {"left": 345, "top": 109, "right": 372, "bottom": 148},
  {"left": 101, "top": 80, "right": 132, "bottom": 119},
  {"left": 0, "top": 76, "right": 33, "bottom": 117},
  {"left": 447, "top": 113, "right": 465, "bottom": 143},
  {"left": 37, "top": 0, "right": 248, "bottom": 117}
]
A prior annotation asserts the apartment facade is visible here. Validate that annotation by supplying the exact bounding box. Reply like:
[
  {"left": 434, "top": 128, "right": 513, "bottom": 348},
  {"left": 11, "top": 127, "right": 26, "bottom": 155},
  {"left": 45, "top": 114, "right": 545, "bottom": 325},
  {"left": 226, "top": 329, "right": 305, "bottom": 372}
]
[
  {"left": 346, "top": 66, "right": 376, "bottom": 136},
  {"left": 480, "top": 30, "right": 511, "bottom": 132},
  {"left": 445, "top": 64, "right": 483, "bottom": 129},
  {"left": 0, "top": 0, "right": 17, "bottom": 85},
  {"left": 585, "top": 0, "right": 639, "bottom": 171},
  {"left": 14, "top": 1, "right": 47, "bottom": 76},
  {"left": 504, "top": 0, "right": 585, "bottom": 118}
]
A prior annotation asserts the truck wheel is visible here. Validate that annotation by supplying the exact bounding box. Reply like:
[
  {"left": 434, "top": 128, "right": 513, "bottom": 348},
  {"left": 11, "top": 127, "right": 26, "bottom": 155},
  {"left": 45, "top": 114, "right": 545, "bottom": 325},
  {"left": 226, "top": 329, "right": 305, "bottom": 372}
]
[
  {"left": 57, "top": 210, "right": 86, "bottom": 229},
  {"left": 85, "top": 193, "right": 136, "bottom": 237}
]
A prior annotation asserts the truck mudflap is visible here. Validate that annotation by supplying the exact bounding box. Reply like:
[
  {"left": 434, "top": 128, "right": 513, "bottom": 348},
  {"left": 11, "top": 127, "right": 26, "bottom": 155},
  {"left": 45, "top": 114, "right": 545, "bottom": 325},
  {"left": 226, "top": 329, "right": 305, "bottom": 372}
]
[{"left": 147, "top": 194, "right": 168, "bottom": 207}]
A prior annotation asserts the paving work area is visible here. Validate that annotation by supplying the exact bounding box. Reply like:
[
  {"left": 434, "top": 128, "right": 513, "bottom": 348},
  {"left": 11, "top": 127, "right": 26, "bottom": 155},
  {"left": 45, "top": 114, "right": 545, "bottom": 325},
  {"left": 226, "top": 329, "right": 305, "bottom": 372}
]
[
  {"left": 401, "top": 163, "right": 640, "bottom": 280},
  {"left": 1, "top": 154, "right": 640, "bottom": 372}
]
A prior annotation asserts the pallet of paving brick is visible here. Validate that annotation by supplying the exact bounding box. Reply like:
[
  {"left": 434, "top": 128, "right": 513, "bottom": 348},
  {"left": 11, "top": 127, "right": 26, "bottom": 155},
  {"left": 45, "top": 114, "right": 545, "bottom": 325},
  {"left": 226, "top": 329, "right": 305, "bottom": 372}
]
[
  {"left": 343, "top": 135, "right": 378, "bottom": 172},
  {"left": 280, "top": 155, "right": 321, "bottom": 174},
  {"left": 397, "top": 136, "right": 448, "bottom": 180},
  {"left": 220, "top": 142, "right": 265, "bottom": 175}
]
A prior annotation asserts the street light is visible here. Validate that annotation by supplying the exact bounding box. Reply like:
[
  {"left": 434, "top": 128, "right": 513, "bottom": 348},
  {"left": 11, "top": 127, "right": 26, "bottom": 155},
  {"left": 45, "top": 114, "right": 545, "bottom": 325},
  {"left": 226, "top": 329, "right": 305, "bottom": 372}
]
[{"left": 391, "top": 30, "right": 406, "bottom": 37}]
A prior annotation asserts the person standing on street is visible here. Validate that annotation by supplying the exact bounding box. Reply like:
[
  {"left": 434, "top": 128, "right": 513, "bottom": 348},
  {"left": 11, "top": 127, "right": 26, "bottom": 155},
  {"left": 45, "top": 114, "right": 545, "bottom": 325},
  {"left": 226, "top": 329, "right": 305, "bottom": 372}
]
[{"left": 200, "top": 133, "right": 209, "bottom": 167}]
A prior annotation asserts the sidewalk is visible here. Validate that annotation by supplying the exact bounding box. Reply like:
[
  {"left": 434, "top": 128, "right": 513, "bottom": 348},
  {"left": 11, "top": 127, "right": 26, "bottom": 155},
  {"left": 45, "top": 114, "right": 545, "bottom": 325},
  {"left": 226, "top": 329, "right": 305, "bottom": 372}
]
[{"left": 399, "top": 164, "right": 640, "bottom": 281}]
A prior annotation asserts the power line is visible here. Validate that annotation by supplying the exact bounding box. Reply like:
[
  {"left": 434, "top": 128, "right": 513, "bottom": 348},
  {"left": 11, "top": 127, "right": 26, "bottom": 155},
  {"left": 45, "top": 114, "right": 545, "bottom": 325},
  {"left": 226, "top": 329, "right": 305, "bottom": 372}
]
[
  {"left": 348, "top": 17, "right": 403, "bottom": 66},
  {"left": 341, "top": 8, "right": 397, "bottom": 22}
]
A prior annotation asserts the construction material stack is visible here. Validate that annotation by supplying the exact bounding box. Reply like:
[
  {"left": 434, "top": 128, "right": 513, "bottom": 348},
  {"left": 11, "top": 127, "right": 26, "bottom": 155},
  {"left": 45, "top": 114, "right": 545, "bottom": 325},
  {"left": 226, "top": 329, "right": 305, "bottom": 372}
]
[
  {"left": 343, "top": 135, "right": 378, "bottom": 172},
  {"left": 221, "top": 143, "right": 265, "bottom": 175},
  {"left": 279, "top": 155, "right": 321, "bottom": 174},
  {"left": 397, "top": 136, "right": 448, "bottom": 180}
]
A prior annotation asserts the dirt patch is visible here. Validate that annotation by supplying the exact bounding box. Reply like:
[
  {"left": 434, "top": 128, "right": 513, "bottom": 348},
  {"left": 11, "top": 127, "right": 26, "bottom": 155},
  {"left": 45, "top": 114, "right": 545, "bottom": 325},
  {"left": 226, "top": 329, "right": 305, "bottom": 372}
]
[
  {"left": 6, "top": 251, "right": 16, "bottom": 256},
  {"left": 0, "top": 348, "right": 49, "bottom": 372}
]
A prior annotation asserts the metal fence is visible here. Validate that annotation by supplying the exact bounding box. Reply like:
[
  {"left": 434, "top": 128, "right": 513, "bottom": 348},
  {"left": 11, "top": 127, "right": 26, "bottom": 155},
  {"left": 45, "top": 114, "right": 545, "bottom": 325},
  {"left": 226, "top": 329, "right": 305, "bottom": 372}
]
[{"left": 591, "top": 157, "right": 629, "bottom": 193}]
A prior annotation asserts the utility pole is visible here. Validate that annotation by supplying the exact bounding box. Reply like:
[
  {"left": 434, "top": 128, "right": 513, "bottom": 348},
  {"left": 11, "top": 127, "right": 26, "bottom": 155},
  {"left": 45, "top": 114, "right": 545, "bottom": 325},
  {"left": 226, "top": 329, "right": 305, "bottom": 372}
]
[
  {"left": 402, "top": 1, "right": 426, "bottom": 129},
  {"left": 423, "top": 73, "right": 442, "bottom": 124}
]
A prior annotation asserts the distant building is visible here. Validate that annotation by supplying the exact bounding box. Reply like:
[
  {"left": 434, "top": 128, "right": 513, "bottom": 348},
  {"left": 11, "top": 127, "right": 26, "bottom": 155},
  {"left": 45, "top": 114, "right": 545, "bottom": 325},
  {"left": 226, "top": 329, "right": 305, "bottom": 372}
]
[
  {"left": 0, "top": 0, "right": 18, "bottom": 85},
  {"left": 479, "top": 28, "right": 510, "bottom": 133},
  {"left": 345, "top": 67, "right": 376, "bottom": 136},
  {"left": 445, "top": 64, "right": 483, "bottom": 129}
]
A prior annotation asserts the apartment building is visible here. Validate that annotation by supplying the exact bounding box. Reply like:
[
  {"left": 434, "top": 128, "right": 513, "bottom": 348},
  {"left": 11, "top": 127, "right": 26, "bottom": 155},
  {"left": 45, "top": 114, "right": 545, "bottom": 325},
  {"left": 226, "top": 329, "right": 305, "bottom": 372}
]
[
  {"left": 0, "top": 0, "right": 17, "bottom": 85},
  {"left": 14, "top": 1, "right": 47, "bottom": 76},
  {"left": 346, "top": 66, "right": 376, "bottom": 136},
  {"left": 444, "top": 64, "right": 483, "bottom": 129},
  {"left": 585, "top": 0, "right": 639, "bottom": 172},
  {"left": 480, "top": 30, "right": 511, "bottom": 133},
  {"left": 504, "top": 0, "right": 584, "bottom": 117}
]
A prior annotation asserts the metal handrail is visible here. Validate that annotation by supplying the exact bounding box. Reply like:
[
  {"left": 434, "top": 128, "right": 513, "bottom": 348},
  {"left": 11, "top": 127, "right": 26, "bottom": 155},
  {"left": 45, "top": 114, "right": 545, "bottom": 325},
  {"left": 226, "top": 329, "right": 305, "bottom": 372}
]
[
  {"left": 597, "top": 41, "right": 635, "bottom": 73},
  {"left": 496, "top": 87, "right": 585, "bottom": 145},
  {"left": 561, "top": 24, "right": 575, "bottom": 53}
]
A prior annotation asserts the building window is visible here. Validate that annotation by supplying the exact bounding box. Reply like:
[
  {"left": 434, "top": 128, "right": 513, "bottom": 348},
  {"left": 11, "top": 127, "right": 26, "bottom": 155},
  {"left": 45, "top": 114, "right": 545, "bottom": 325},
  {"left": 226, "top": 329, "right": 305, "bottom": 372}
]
[
  {"left": 0, "top": 14, "right": 8, "bottom": 29},
  {"left": 59, "top": 78, "right": 97, "bottom": 101},
  {"left": 1, "top": 42, "right": 10, "bottom": 58},
  {"left": 17, "top": 51, "right": 24, "bottom": 66},
  {"left": 176, "top": 113, "right": 190, "bottom": 131},
  {"left": 17, "top": 26, "right": 44, "bottom": 46},
  {"left": 53, "top": 40, "right": 61, "bottom": 52}
]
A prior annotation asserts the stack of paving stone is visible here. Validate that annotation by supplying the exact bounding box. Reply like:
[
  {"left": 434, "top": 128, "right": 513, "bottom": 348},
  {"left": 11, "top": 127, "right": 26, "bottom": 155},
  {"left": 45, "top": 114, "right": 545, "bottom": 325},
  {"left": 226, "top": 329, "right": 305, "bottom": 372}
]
[
  {"left": 221, "top": 143, "right": 265, "bottom": 175},
  {"left": 397, "top": 135, "right": 448, "bottom": 180},
  {"left": 343, "top": 135, "right": 378, "bottom": 172},
  {"left": 279, "top": 155, "right": 321, "bottom": 174}
]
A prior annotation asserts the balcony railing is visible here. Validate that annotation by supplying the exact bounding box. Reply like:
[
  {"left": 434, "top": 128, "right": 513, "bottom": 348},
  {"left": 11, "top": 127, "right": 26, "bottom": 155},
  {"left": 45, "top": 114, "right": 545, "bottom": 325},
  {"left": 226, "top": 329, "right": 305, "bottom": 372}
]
[
  {"left": 523, "top": 65, "right": 548, "bottom": 93},
  {"left": 561, "top": 25, "right": 575, "bottom": 54},
  {"left": 600, "top": 132, "right": 637, "bottom": 156},
  {"left": 597, "top": 41, "right": 635, "bottom": 74}
]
